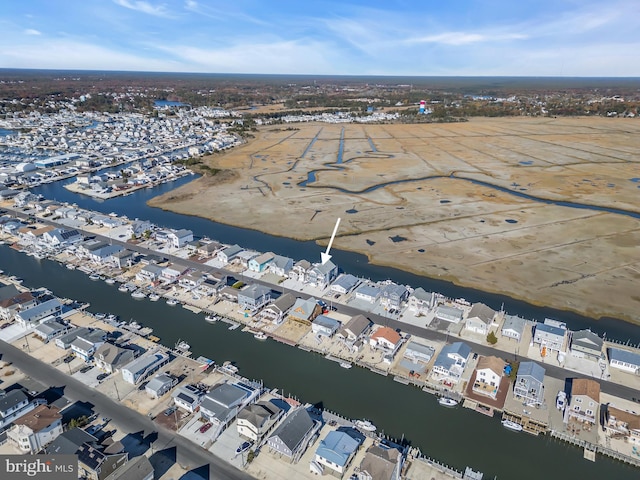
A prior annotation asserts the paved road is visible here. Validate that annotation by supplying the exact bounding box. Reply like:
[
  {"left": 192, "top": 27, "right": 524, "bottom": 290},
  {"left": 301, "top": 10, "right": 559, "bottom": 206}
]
[{"left": 0, "top": 339, "right": 252, "bottom": 480}]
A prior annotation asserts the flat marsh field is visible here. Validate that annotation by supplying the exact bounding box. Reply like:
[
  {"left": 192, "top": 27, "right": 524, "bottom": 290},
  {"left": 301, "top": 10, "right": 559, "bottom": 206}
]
[{"left": 149, "top": 117, "right": 640, "bottom": 323}]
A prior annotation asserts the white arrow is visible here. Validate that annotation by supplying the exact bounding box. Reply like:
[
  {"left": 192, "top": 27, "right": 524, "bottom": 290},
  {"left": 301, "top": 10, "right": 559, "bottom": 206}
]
[{"left": 321, "top": 217, "right": 341, "bottom": 265}]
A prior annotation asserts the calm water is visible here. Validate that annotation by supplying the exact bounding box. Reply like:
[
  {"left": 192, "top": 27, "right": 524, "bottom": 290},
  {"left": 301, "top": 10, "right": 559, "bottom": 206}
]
[
  {"left": 0, "top": 245, "right": 636, "bottom": 480},
  {"left": 31, "top": 176, "right": 640, "bottom": 344}
]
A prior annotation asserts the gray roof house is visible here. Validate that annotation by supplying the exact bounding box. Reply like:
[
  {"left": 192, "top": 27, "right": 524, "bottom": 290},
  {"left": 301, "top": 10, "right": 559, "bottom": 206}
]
[
  {"left": 354, "top": 284, "right": 382, "bottom": 303},
  {"left": 145, "top": 373, "right": 178, "bottom": 398},
  {"left": 268, "top": 255, "right": 294, "bottom": 277},
  {"left": 408, "top": 287, "right": 434, "bottom": 314},
  {"left": 311, "top": 315, "right": 341, "bottom": 337},
  {"left": 404, "top": 341, "right": 436, "bottom": 364},
  {"left": 533, "top": 320, "right": 567, "bottom": 352},
  {"left": 306, "top": 260, "right": 338, "bottom": 288},
  {"left": 267, "top": 407, "right": 318, "bottom": 462},
  {"left": 0, "top": 389, "right": 38, "bottom": 429},
  {"left": 94, "top": 343, "right": 135, "bottom": 374},
  {"left": 237, "top": 400, "right": 283, "bottom": 442},
  {"left": 288, "top": 297, "right": 322, "bottom": 324},
  {"left": 261, "top": 293, "right": 296, "bottom": 325},
  {"left": 501, "top": 315, "right": 526, "bottom": 342},
  {"left": 570, "top": 330, "right": 604, "bottom": 360},
  {"left": 513, "top": 361, "right": 546, "bottom": 406},
  {"left": 465, "top": 303, "right": 496, "bottom": 335},
  {"left": 336, "top": 314, "right": 372, "bottom": 344},
  {"left": 103, "top": 455, "right": 154, "bottom": 480},
  {"left": 330, "top": 274, "right": 359, "bottom": 295},
  {"left": 199, "top": 382, "right": 257, "bottom": 428},
  {"left": 55, "top": 327, "right": 91, "bottom": 350},
  {"left": 217, "top": 244, "right": 243, "bottom": 264},
  {"left": 237, "top": 284, "right": 272, "bottom": 314},
  {"left": 15, "top": 298, "right": 63, "bottom": 328},
  {"left": 434, "top": 305, "right": 464, "bottom": 324},
  {"left": 380, "top": 283, "right": 409, "bottom": 309},
  {"left": 33, "top": 318, "right": 71, "bottom": 343},
  {"left": 121, "top": 350, "right": 170, "bottom": 385},
  {"left": 358, "top": 443, "right": 404, "bottom": 480},
  {"left": 608, "top": 347, "right": 640, "bottom": 374},
  {"left": 431, "top": 342, "right": 472, "bottom": 385},
  {"left": 44, "top": 427, "right": 99, "bottom": 455}
]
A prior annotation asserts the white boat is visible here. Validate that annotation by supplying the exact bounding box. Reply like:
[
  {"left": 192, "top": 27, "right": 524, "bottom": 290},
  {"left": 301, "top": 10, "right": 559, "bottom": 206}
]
[
  {"left": 501, "top": 419, "right": 523, "bottom": 432},
  {"left": 228, "top": 322, "right": 240, "bottom": 330},
  {"left": 66, "top": 264, "right": 76, "bottom": 270},
  {"left": 106, "top": 314, "right": 118, "bottom": 322},
  {"left": 205, "top": 314, "right": 218, "bottom": 323},
  {"left": 166, "top": 298, "right": 179, "bottom": 306},
  {"left": 105, "top": 278, "right": 115, "bottom": 285},
  {"left": 131, "top": 290, "right": 146, "bottom": 299},
  {"left": 89, "top": 273, "right": 100, "bottom": 281},
  {"left": 438, "top": 397, "right": 459, "bottom": 407},
  {"left": 175, "top": 340, "right": 190, "bottom": 352},
  {"left": 148, "top": 293, "right": 161, "bottom": 302},
  {"left": 254, "top": 331, "right": 268, "bottom": 340},
  {"left": 118, "top": 284, "right": 129, "bottom": 292},
  {"left": 340, "top": 362, "right": 353, "bottom": 369},
  {"left": 94, "top": 313, "right": 107, "bottom": 320},
  {"left": 354, "top": 420, "right": 376, "bottom": 432},
  {"left": 556, "top": 391, "right": 567, "bottom": 411}
]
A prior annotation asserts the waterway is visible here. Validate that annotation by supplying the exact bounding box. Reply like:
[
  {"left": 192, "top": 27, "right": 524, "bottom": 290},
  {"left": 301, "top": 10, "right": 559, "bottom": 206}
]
[
  {"left": 30, "top": 174, "right": 640, "bottom": 344},
  {"left": 0, "top": 245, "right": 636, "bottom": 480}
]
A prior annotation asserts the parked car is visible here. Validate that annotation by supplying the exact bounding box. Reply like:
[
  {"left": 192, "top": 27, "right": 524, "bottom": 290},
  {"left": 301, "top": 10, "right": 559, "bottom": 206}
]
[
  {"left": 96, "top": 373, "right": 109, "bottom": 381},
  {"left": 80, "top": 365, "right": 94, "bottom": 374},
  {"left": 199, "top": 422, "right": 212, "bottom": 433},
  {"left": 164, "top": 407, "right": 177, "bottom": 416},
  {"left": 63, "top": 356, "right": 74, "bottom": 363}
]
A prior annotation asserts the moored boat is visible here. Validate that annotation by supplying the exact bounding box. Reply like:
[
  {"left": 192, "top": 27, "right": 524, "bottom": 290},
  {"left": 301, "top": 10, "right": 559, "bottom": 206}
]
[
  {"left": 131, "top": 290, "right": 146, "bottom": 299},
  {"left": 205, "top": 314, "right": 218, "bottom": 323},
  {"left": 253, "top": 331, "right": 268, "bottom": 340},
  {"left": 166, "top": 298, "right": 179, "bottom": 306},
  {"left": 340, "top": 362, "right": 353, "bottom": 369},
  {"left": 354, "top": 420, "right": 376, "bottom": 432},
  {"left": 105, "top": 278, "right": 116, "bottom": 285},
  {"left": 118, "top": 284, "right": 129, "bottom": 292},
  {"left": 148, "top": 293, "right": 160, "bottom": 302},
  {"left": 66, "top": 263, "right": 76, "bottom": 270},
  {"left": 501, "top": 419, "right": 523, "bottom": 432},
  {"left": 89, "top": 273, "right": 100, "bottom": 281},
  {"left": 438, "top": 397, "right": 459, "bottom": 407}
]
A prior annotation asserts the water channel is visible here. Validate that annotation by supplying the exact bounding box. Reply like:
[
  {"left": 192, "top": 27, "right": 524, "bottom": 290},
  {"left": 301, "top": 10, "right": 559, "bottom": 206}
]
[{"left": 0, "top": 245, "right": 636, "bottom": 479}]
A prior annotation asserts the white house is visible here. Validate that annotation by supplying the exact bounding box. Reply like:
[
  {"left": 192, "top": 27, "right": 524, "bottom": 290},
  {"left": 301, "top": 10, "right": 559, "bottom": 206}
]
[
  {"left": 237, "top": 400, "right": 283, "bottom": 442},
  {"left": 369, "top": 326, "right": 402, "bottom": 354},
  {"left": 15, "top": 298, "right": 63, "bottom": 328},
  {"left": 311, "top": 315, "right": 341, "bottom": 337},
  {"left": 172, "top": 385, "right": 205, "bottom": 413},
  {"left": 269, "top": 255, "right": 294, "bottom": 277},
  {"left": 330, "top": 274, "right": 359, "bottom": 295},
  {"left": 608, "top": 347, "right": 640, "bottom": 374},
  {"left": 121, "top": 350, "right": 170, "bottom": 385},
  {"left": 431, "top": 342, "right": 472, "bottom": 385},
  {"left": 465, "top": 303, "right": 496, "bottom": 336},
  {"left": 501, "top": 315, "right": 526, "bottom": 342},
  {"left": 407, "top": 287, "right": 433, "bottom": 314},
  {"left": 354, "top": 284, "right": 381, "bottom": 303},
  {"left": 167, "top": 229, "right": 193, "bottom": 249},
  {"left": 6, "top": 405, "right": 63, "bottom": 454},
  {"left": 472, "top": 356, "right": 506, "bottom": 399}
]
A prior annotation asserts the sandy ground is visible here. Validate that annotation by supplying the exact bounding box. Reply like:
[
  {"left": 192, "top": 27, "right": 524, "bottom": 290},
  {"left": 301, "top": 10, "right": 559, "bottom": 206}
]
[{"left": 148, "top": 117, "right": 640, "bottom": 323}]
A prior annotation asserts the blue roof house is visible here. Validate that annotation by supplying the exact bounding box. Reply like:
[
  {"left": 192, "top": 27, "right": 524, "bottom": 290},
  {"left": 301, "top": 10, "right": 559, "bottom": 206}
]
[{"left": 314, "top": 427, "right": 365, "bottom": 475}]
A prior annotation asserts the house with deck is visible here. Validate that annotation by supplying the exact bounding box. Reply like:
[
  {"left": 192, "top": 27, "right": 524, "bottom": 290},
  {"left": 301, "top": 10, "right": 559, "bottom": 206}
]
[
  {"left": 267, "top": 407, "right": 319, "bottom": 463},
  {"left": 172, "top": 385, "right": 205, "bottom": 413},
  {"left": 465, "top": 303, "right": 496, "bottom": 336},
  {"left": 0, "top": 285, "right": 37, "bottom": 321},
  {"left": 357, "top": 443, "right": 405, "bottom": 480},
  {"left": 121, "top": 350, "right": 170, "bottom": 385},
  {"left": 94, "top": 343, "right": 135, "bottom": 374},
  {"left": 472, "top": 356, "right": 506, "bottom": 400},
  {"left": 369, "top": 326, "right": 402, "bottom": 355},
  {"left": 314, "top": 427, "right": 365, "bottom": 476},
  {"left": 570, "top": 330, "right": 604, "bottom": 361},
  {"left": 434, "top": 305, "right": 464, "bottom": 324},
  {"left": 380, "top": 283, "right": 409, "bottom": 310},
  {"left": 33, "top": 318, "right": 71, "bottom": 343},
  {"left": 533, "top": 319, "right": 567, "bottom": 352},
  {"left": 237, "top": 284, "right": 272, "bottom": 315},
  {"left": 145, "top": 373, "right": 178, "bottom": 399},
  {"left": 330, "top": 274, "right": 359, "bottom": 295},
  {"left": 567, "top": 379, "right": 600, "bottom": 424},
  {"left": 237, "top": 400, "right": 283, "bottom": 442},
  {"left": 336, "top": 314, "right": 372, "bottom": 345},
  {"left": 15, "top": 298, "right": 63, "bottom": 328},
  {"left": 248, "top": 252, "right": 275, "bottom": 272},
  {"left": 261, "top": 293, "right": 296, "bottom": 325},
  {"left": 501, "top": 315, "right": 526, "bottom": 342},
  {"left": 268, "top": 255, "right": 294, "bottom": 277},
  {"left": 608, "top": 347, "right": 640, "bottom": 374},
  {"left": 289, "top": 260, "right": 311, "bottom": 282},
  {"left": 431, "top": 342, "right": 472, "bottom": 385},
  {"left": 199, "top": 382, "right": 258, "bottom": 430},
  {"left": 6, "top": 405, "right": 63, "bottom": 454},
  {"left": 604, "top": 406, "right": 640, "bottom": 445},
  {"left": 287, "top": 297, "right": 322, "bottom": 325},
  {"left": 311, "top": 315, "right": 341, "bottom": 337},
  {"left": 166, "top": 229, "right": 193, "bottom": 249},
  {"left": 306, "top": 260, "right": 338, "bottom": 288},
  {"left": 407, "top": 288, "right": 434, "bottom": 314},
  {"left": 217, "top": 244, "right": 243, "bottom": 264},
  {"left": 513, "top": 361, "right": 546, "bottom": 407}
]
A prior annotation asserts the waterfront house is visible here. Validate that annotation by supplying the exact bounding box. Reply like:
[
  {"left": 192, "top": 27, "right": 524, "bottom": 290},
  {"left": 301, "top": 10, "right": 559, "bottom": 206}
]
[
  {"left": 237, "top": 284, "right": 272, "bottom": 315},
  {"left": 136, "top": 264, "right": 164, "bottom": 283},
  {"left": 357, "top": 442, "right": 404, "bottom": 480},
  {"left": 267, "top": 407, "right": 318, "bottom": 463},
  {"left": 330, "top": 274, "right": 359, "bottom": 295},
  {"left": 237, "top": 400, "right": 283, "bottom": 442},
  {"left": 434, "top": 305, "right": 464, "bottom": 324},
  {"left": 70, "top": 329, "right": 107, "bottom": 362},
  {"left": 172, "top": 385, "right": 205, "bottom": 414},
  {"left": 248, "top": 252, "right": 275, "bottom": 272},
  {"left": 533, "top": 319, "right": 567, "bottom": 352},
  {"left": 217, "top": 244, "right": 243, "bottom": 264},
  {"left": 289, "top": 260, "right": 311, "bottom": 282},
  {"left": 380, "top": 283, "right": 409, "bottom": 310},
  {"left": 261, "top": 293, "right": 297, "bottom": 325},
  {"left": 369, "top": 326, "right": 402, "bottom": 354},
  {"left": 472, "top": 356, "right": 506, "bottom": 400},
  {"left": 501, "top": 315, "right": 526, "bottom": 342},
  {"left": 160, "top": 263, "right": 189, "bottom": 283},
  {"left": 196, "top": 241, "right": 221, "bottom": 257},
  {"left": 354, "top": 284, "right": 382, "bottom": 304},
  {"left": 166, "top": 229, "right": 193, "bottom": 249},
  {"left": 288, "top": 297, "right": 322, "bottom": 325},
  {"left": 570, "top": 330, "right": 604, "bottom": 361},
  {"left": 315, "top": 427, "right": 365, "bottom": 476},
  {"left": 0, "top": 285, "right": 36, "bottom": 320},
  {"left": 311, "top": 315, "right": 341, "bottom": 337},
  {"left": 126, "top": 220, "right": 154, "bottom": 239},
  {"left": 109, "top": 249, "right": 136, "bottom": 269},
  {"left": 145, "top": 373, "right": 178, "bottom": 399},
  {"left": 336, "top": 314, "right": 372, "bottom": 344},
  {"left": 403, "top": 341, "right": 436, "bottom": 364},
  {"left": 608, "top": 347, "right": 640, "bottom": 374},
  {"left": 236, "top": 250, "right": 260, "bottom": 269},
  {"left": 407, "top": 287, "right": 434, "bottom": 315},
  {"left": 55, "top": 327, "right": 91, "bottom": 350},
  {"left": 15, "top": 298, "right": 63, "bottom": 328},
  {"left": 0, "top": 389, "right": 40, "bottom": 429},
  {"left": 513, "top": 361, "right": 546, "bottom": 407},
  {"left": 121, "top": 350, "right": 170, "bottom": 385},
  {"left": 431, "top": 342, "right": 472, "bottom": 385},
  {"left": 465, "top": 303, "right": 496, "bottom": 336},
  {"left": 306, "top": 260, "right": 338, "bottom": 288},
  {"left": 268, "top": 255, "right": 294, "bottom": 277},
  {"left": 603, "top": 406, "right": 640, "bottom": 445},
  {"left": 77, "top": 442, "right": 128, "bottom": 480},
  {"left": 178, "top": 272, "right": 205, "bottom": 290},
  {"left": 33, "top": 318, "right": 71, "bottom": 343},
  {"left": 41, "top": 228, "right": 83, "bottom": 247},
  {"left": 199, "top": 382, "right": 258, "bottom": 429},
  {"left": 567, "top": 379, "right": 600, "bottom": 424},
  {"left": 94, "top": 343, "right": 135, "bottom": 374},
  {"left": 43, "top": 427, "right": 98, "bottom": 455},
  {"left": 6, "top": 405, "right": 63, "bottom": 454}
]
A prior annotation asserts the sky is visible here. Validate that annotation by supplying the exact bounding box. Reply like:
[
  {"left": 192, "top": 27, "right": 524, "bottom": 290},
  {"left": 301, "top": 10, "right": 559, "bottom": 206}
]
[{"left": 1, "top": 0, "right": 639, "bottom": 76}]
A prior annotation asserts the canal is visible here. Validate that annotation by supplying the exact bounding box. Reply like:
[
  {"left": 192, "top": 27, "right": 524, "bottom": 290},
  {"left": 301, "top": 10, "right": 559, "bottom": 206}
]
[{"left": 0, "top": 245, "right": 637, "bottom": 479}]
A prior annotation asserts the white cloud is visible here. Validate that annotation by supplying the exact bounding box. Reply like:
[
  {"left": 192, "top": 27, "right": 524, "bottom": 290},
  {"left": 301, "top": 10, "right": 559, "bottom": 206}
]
[
  {"left": 24, "top": 29, "right": 42, "bottom": 36},
  {"left": 405, "top": 32, "right": 527, "bottom": 46},
  {"left": 113, "top": 0, "right": 171, "bottom": 18}
]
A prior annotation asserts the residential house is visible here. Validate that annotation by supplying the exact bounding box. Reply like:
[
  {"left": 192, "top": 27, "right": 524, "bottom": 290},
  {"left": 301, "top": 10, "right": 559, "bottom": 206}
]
[
  {"left": 501, "top": 315, "right": 526, "bottom": 342},
  {"left": 33, "top": 318, "right": 71, "bottom": 343},
  {"left": 570, "top": 330, "right": 604, "bottom": 361},
  {"left": 41, "top": 228, "right": 83, "bottom": 247},
  {"left": 434, "top": 305, "right": 464, "bottom": 324},
  {"left": 357, "top": 443, "right": 404, "bottom": 480},
  {"left": 513, "top": 361, "right": 546, "bottom": 407},
  {"left": 15, "top": 298, "right": 63, "bottom": 328},
  {"left": 94, "top": 343, "right": 135, "bottom": 374},
  {"left": 380, "top": 283, "right": 409, "bottom": 310},
  {"left": 237, "top": 284, "right": 272, "bottom": 315},
  {"left": 7, "top": 405, "right": 63, "bottom": 454},
  {"left": 315, "top": 427, "right": 365, "bottom": 476},
  {"left": 77, "top": 442, "right": 128, "bottom": 480},
  {"left": 567, "top": 379, "right": 600, "bottom": 424},
  {"left": 172, "top": 385, "right": 205, "bottom": 414},
  {"left": 306, "top": 260, "right": 338, "bottom": 288},
  {"left": 354, "top": 284, "right": 381, "bottom": 304},
  {"left": 267, "top": 407, "right": 318, "bottom": 463},
  {"left": 160, "top": 263, "right": 189, "bottom": 283},
  {"left": 127, "top": 220, "right": 154, "bottom": 239},
  {"left": 178, "top": 272, "right": 204, "bottom": 290},
  {"left": 604, "top": 406, "right": 640, "bottom": 445},
  {"left": 287, "top": 297, "right": 322, "bottom": 325},
  {"left": 0, "top": 286, "right": 37, "bottom": 320},
  {"left": 533, "top": 319, "right": 567, "bottom": 352},
  {"left": 403, "top": 341, "right": 435, "bottom": 364},
  {"left": 199, "top": 382, "right": 258, "bottom": 429},
  {"left": 166, "top": 229, "right": 193, "bottom": 249},
  {"left": 261, "top": 293, "right": 296, "bottom": 325},
  {"left": 248, "top": 252, "right": 275, "bottom": 272},
  {"left": 336, "top": 315, "right": 372, "bottom": 345},
  {"left": 465, "top": 303, "right": 496, "bottom": 336},
  {"left": 473, "top": 356, "right": 506, "bottom": 400},
  {"left": 55, "top": 327, "right": 91, "bottom": 350},
  {"left": 269, "top": 255, "right": 294, "bottom": 277},
  {"left": 289, "top": 260, "right": 311, "bottom": 282},
  {"left": 70, "top": 329, "right": 107, "bottom": 362},
  {"left": 121, "top": 350, "right": 170, "bottom": 385},
  {"left": 237, "top": 400, "right": 283, "bottom": 442},
  {"left": 43, "top": 427, "right": 99, "bottom": 455},
  {"left": 608, "top": 347, "right": 640, "bottom": 374},
  {"left": 196, "top": 241, "right": 221, "bottom": 258},
  {"left": 136, "top": 264, "right": 164, "bottom": 283},
  {"left": 330, "top": 274, "right": 359, "bottom": 295},
  {"left": 145, "top": 373, "right": 178, "bottom": 398},
  {"left": 0, "top": 389, "right": 39, "bottom": 429},
  {"left": 311, "top": 315, "right": 341, "bottom": 337},
  {"left": 217, "top": 244, "right": 243, "bottom": 264},
  {"left": 109, "top": 249, "right": 136, "bottom": 269},
  {"left": 407, "top": 288, "right": 433, "bottom": 315},
  {"left": 431, "top": 342, "right": 472, "bottom": 385},
  {"left": 369, "top": 327, "right": 402, "bottom": 354},
  {"left": 103, "top": 456, "right": 154, "bottom": 480}
]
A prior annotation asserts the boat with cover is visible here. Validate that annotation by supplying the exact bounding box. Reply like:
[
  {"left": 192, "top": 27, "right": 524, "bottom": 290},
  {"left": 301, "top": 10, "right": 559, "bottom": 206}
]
[
  {"left": 205, "top": 314, "right": 218, "bottom": 323},
  {"left": 105, "top": 278, "right": 116, "bottom": 285},
  {"left": 354, "top": 420, "right": 376, "bottom": 432},
  {"left": 254, "top": 331, "right": 268, "bottom": 340},
  {"left": 340, "top": 362, "right": 353, "bottom": 369},
  {"left": 166, "top": 298, "right": 179, "bottom": 306},
  {"left": 501, "top": 419, "right": 523, "bottom": 432},
  {"left": 148, "top": 293, "right": 161, "bottom": 302},
  {"left": 131, "top": 290, "right": 146, "bottom": 299},
  {"left": 438, "top": 397, "right": 459, "bottom": 407}
]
